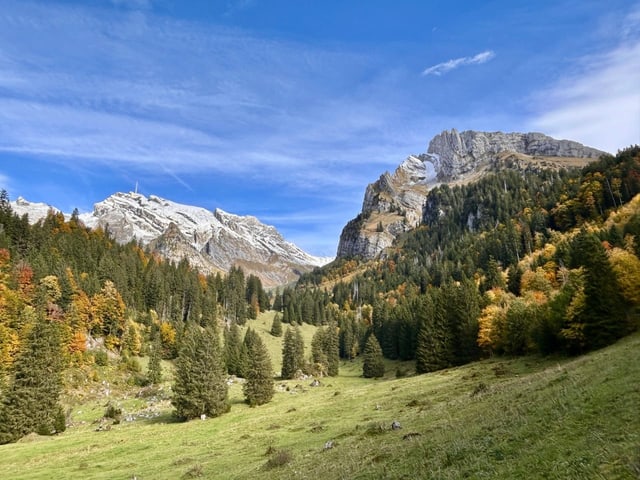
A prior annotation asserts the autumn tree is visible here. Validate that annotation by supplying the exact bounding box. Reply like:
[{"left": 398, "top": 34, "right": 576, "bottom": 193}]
[{"left": 92, "top": 280, "right": 126, "bottom": 351}]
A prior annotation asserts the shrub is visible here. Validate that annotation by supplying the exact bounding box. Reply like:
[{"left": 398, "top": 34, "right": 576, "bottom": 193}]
[
  {"left": 94, "top": 350, "right": 109, "bottom": 366},
  {"left": 264, "top": 449, "right": 293, "bottom": 470}
]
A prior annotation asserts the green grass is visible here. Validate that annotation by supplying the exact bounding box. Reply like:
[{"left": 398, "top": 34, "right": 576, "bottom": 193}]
[{"left": 1, "top": 324, "right": 638, "bottom": 479}]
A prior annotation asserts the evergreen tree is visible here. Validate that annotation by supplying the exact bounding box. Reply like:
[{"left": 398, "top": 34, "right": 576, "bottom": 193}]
[
  {"left": 324, "top": 322, "right": 340, "bottom": 377},
  {"left": 311, "top": 327, "right": 328, "bottom": 367},
  {"left": 242, "top": 335, "right": 274, "bottom": 406},
  {"left": 568, "top": 230, "right": 628, "bottom": 351},
  {"left": 240, "top": 327, "right": 260, "bottom": 377},
  {"left": 362, "top": 334, "right": 385, "bottom": 378},
  {"left": 172, "top": 324, "right": 229, "bottom": 421},
  {"left": 223, "top": 322, "right": 245, "bottom": 376},
  {"left": 0, "top": 318, "right": 65, "bottom": 444},
  {"left": 281, "top": 326, "right": 304, "bottom": 379},
  {"left": 415, "top": 293, "right": 449, "bottom": 373},
  {"left": 270, "top": 313, "right": 283, "bottom": 337},
  {"left": 294, "top": 326, "right": 305, "bottom": 371},
  {"left": 146, "top": 337, "right": 163, "bottom": 385}
]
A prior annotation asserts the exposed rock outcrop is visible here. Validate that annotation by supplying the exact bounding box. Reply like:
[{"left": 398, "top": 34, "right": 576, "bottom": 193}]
[
  {"left": 428, "top": 129, "right": 604, "bottom": 181},
  {"left": 337, "top": 129, "right": 606, "bottom": 260}
]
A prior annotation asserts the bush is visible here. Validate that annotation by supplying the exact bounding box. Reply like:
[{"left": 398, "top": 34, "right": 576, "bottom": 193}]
[
  {"left": 264, "top": 449, "right": 293, "bottom": 470},
  {"left": 94, "top": 350, "right": 109, "bottom": 366},
  {"left": 121, "top": 355, "right": 141, "bottom": 373},
  {"left": 104, "top": 403, "right": 122, "bottom": 424}
]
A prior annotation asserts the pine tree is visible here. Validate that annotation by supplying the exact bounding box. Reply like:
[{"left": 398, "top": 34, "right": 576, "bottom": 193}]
[
  {"left": 311, "top": 328, "right": 328, "bottom": 367},
  {"left": 223, "top": 322, "right": 245, "bottom": 376},
  {"left": 362, "top": 334, "right": 385, "bottom": 378},
  {"left": 240, "top": 327, "right": 260, "bottom": 377},
  {"left": 568, "top": 230, "right": 628, "bottom": 351},
  {"left": 0, "top": 318, "right": 65, "bottom": 444},
  {"left": 324, "top": 322, "right": 340, "bottom": 377},
  {"left": 415, "top": 292, "right": 449, "bottom": 373},
  {"left": 172, "top": 324, "right": 229, "bottom": 421},
  {"left": 270, "top": 313, "right": 283, "bottom": 337},
  {"left": 146, "top": 337, "right": 163, "bottom": 385},
  {"left": 242, "top": 335, "right": 274, "bottom": 406},
  {"left": 281, "top": 326, "right": 304, "bottom": 379}
]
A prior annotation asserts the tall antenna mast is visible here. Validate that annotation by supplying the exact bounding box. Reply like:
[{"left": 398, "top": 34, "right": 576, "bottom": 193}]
[{"left": 135, "top": 181, "right": 138, "bottom": 194}]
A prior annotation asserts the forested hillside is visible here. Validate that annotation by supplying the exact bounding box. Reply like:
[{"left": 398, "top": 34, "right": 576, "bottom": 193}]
[
  {"left": 0, "top": 198, "right": 272, "bottom": 442},
  {"left": 292, "top": 146, "right": 640, "bottom": 366},
  {"left": 0, "top": 146, "right": 638, "bottom": 447}
]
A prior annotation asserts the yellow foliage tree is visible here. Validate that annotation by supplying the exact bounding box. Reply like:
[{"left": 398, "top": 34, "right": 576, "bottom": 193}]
[
  {"left": 608, "top": 247, "right": 640, "bottom": 305},
  {"left": 0, "top": 323, "right": 20, "bottom": 371},
  {"left": 91, "top": 280, "right": 126, "bottom": 350}
]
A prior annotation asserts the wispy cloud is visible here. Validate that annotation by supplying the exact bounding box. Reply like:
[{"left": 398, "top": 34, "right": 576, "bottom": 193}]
[
  {"left": 111, "top": 0, "right": 152, "bottom": 10},
  {"left": 422, "top": 50, "right": 495, "bottom": 76},
  {"left": 530, "top": 7, "right": 640, "bottom": 153}
]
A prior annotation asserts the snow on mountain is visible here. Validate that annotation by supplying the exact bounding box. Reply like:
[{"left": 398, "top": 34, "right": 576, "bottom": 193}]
[
  {"left": 77, "top": 192, "right": 332, "bottom": 286},
  {"left": 11, "top": 191, "right": 331, "bottom": 287},
  {"left": 10, "top": 197, "right": 65, "bottom": 223}
]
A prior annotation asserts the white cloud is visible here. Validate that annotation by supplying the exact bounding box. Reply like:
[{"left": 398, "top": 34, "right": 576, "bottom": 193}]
[
  {"left": 422, "top": 50, "right": 495, "bottom": 76},
  {"left": 530, "top": 12, "right": 640, "bottom": 153}
]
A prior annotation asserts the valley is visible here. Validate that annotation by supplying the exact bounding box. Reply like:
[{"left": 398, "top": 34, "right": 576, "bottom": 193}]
[{"left": 1, "top": 312, "right": 637, "bottom": 479}]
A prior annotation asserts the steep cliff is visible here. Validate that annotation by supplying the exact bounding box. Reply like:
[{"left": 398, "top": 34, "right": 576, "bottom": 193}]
[{"left": 337, "top": 129, "right": 606, "bottom": 259}]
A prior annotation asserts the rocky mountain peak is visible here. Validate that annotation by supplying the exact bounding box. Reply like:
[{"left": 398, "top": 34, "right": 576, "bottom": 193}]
[
  {"left": 337, "top": 129, "right": 607, "bottom": 260},
  {"left": 427, "top": 129, "right": 604, "bottom": 181},
  {"left": 14, "top": 191, "right": 331, "bottom": 287}
]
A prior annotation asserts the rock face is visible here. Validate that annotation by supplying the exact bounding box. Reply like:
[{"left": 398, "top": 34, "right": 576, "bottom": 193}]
[
  {"left": 428, "top": 129, "right": 604, "bottom": 181},
  {"left": 337, "top": 129, "right": 606, "bottom": 260},
  {"left": 13, "top": 192, "right": 331, "bottom": 287}
]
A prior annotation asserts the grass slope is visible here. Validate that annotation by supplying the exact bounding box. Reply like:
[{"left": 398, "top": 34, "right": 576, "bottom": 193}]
[{"left": 1, "top": 322, "right": 638, "bottom": 480}]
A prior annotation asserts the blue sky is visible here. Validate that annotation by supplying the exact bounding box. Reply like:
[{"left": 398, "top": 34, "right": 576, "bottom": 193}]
[{"left": 0, "top": 0, "right": 638, "bottom": 256}]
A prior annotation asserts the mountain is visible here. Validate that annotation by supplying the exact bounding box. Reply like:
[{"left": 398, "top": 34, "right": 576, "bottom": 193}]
[
  {"left": 12, "top": 192, "right": 332, "bottom": 287},
  {"left": 10, "top": 196, "right": 65, "bottom": 223},
  {"left": 337, "top": 129, "right": 606, "bottom": 259}
]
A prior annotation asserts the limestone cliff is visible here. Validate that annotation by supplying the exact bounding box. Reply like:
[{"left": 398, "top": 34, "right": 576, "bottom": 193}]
[{"left": 337, "top": 129, "right": 606, "bottom": 259}]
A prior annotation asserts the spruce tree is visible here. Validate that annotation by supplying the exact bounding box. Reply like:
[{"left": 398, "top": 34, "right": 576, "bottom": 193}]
[
  {"left": 0, "top": 318, "right": 65, "bottom": 444},
  {"left": 242, "top": 335, "right": 274, "bottom": 406},
  {"left": 270, "top": 313, "right": 283, "bottom": 337},
  {"left": 362, "top": 334, "right": 385, "bottom": 378},
  {"left": 223, "top": 322, "right": 245, "bottom": 376},
  {"left": 311, "top": 328, "right": 328, "bottom": 367},
  {"left": 415, "top": 293, "right": 449, "bottom": 373},
  {"left": 240, "top": 327, "right": 260, "bottom": 377},
  {"left": 281, "top": 326, "right": 304, "bottom": 379},
  {"left": 569, "top": 230, "right": 628, "bottom": 350},
  {"left": 325, "top": 322, "right": 340, "bottom": 377},
  {"left": 146, "top": 337, "right": 163, "bottom": 385},
  {"left": 172, "top": 324, "right": 229, "bottom": 421}
]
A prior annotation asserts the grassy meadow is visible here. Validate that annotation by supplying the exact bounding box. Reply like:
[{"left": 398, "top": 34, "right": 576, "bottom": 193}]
[{"left": 1, "top": 312, "right": 638, "bottom": 479}]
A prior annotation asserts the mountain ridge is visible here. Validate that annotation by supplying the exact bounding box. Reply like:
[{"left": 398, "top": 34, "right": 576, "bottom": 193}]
[
  {"left": 337, "top": 129, "right": 607, "bottom": 259},
  {"left": 11, "top": 192, "right": 332, "bottom": 287}
]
